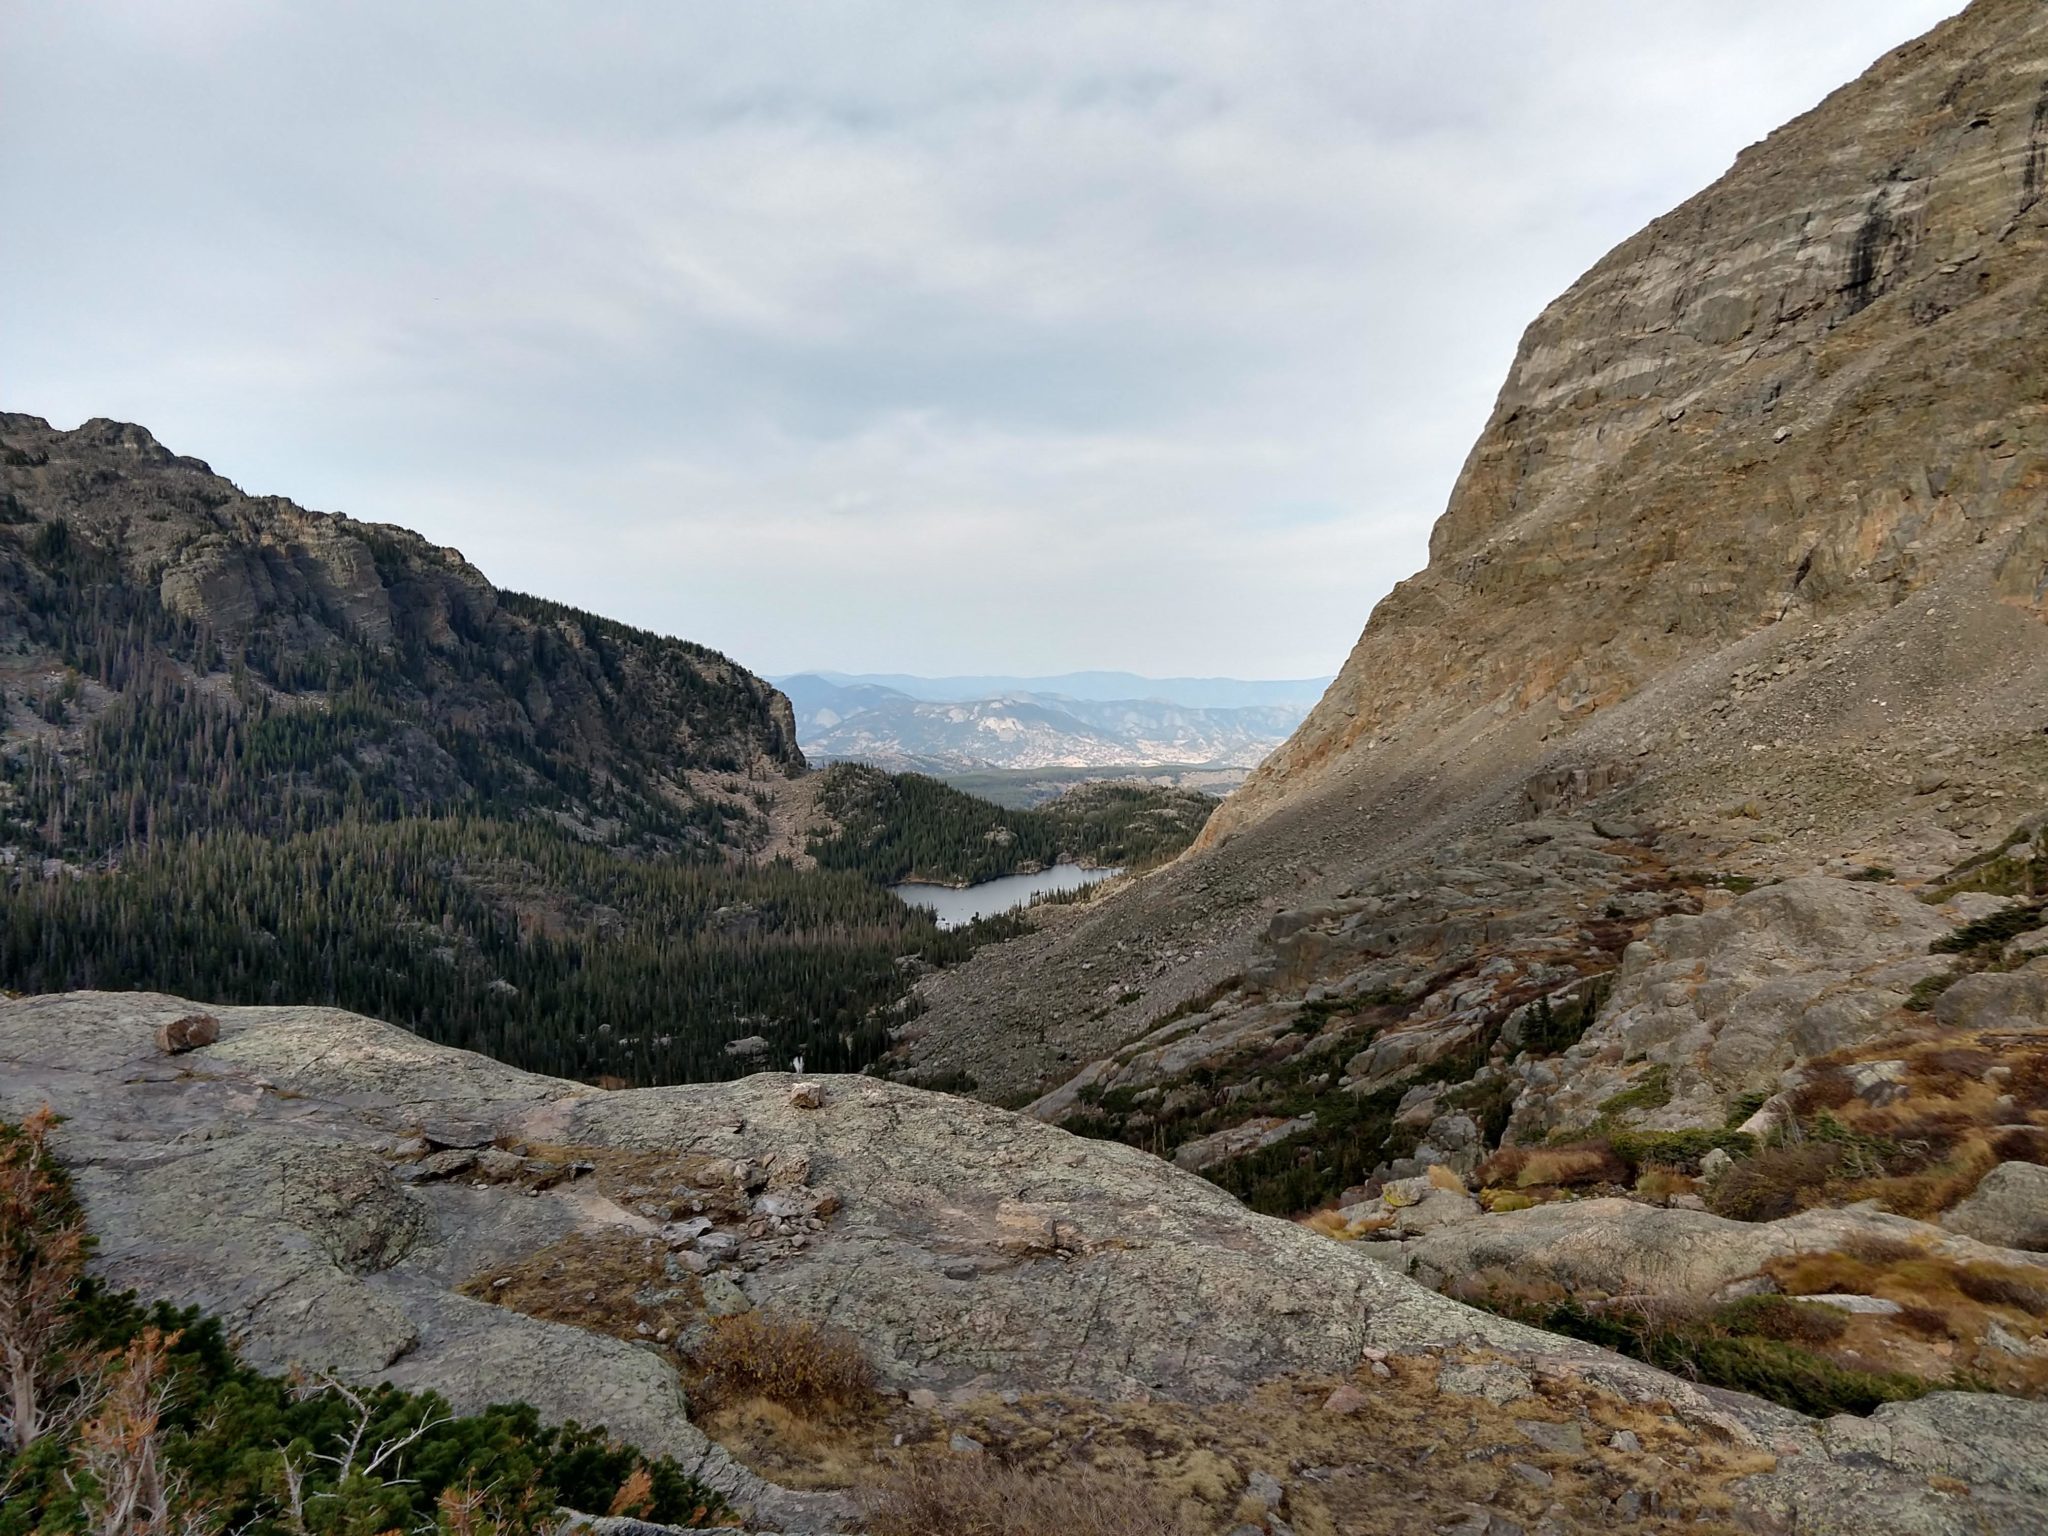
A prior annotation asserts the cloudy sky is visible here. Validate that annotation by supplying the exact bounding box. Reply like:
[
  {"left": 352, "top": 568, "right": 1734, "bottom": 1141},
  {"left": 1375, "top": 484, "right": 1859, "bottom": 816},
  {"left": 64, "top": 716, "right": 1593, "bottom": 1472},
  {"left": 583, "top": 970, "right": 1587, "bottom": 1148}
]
[{"left": 3, "top": 2, "right": 1965, "bottom": 680}]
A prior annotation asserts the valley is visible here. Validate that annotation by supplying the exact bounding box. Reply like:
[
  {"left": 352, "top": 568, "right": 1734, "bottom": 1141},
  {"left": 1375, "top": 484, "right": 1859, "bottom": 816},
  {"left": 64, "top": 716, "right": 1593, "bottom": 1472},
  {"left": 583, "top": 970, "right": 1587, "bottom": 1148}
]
[{"left": 7, "top": 2, "right": 2048, "bottom": 1533}]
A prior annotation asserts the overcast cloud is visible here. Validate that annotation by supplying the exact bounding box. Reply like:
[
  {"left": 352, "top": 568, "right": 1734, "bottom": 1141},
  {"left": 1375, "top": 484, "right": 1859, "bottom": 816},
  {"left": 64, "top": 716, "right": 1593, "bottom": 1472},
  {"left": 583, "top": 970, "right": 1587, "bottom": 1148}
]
[{"left": 1, "top": 1, "right": 1966, "bottom": 679}]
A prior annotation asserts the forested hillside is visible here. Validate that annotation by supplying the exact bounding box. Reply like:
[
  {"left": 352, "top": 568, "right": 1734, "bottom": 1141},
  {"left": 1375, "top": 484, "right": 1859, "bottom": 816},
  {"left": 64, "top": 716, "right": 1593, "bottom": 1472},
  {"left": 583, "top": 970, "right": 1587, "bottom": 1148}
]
[
  {"left": 0, "top": 413, "right": 803, "bottom": 862},
  {"left": 0, "top": 414, "right": 1038, "bottom": 1084},
  {"left": 808, "top": 763, "right": 1214, "bottom": 885}
]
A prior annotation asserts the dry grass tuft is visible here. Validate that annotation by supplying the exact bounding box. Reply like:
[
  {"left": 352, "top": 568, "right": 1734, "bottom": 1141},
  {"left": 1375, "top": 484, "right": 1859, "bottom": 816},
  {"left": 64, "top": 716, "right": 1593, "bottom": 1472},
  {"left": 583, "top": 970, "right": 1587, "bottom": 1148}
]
[
  {"left": 862, "top": 1458, "right": 1190, "bottom": 1536},
  {"left": 1837, "top": 1232, "right": 1921, "bottom": 1267},
  {"left": 690, "top": 1311, "right": 875, "bottom": 1417},
  {"left": 1477, "top": 1142, "right": 1627, "bottom": 1191},
  {"left": 1634, "top": 1166, "right": 1697, "bottom": 1202},
  {"left": 1955, "top": 1265, "right": 2048, "bottom": 1315},
  {"left": 1706, "top": 1143, "right": 1839, "bottom": 1222}
]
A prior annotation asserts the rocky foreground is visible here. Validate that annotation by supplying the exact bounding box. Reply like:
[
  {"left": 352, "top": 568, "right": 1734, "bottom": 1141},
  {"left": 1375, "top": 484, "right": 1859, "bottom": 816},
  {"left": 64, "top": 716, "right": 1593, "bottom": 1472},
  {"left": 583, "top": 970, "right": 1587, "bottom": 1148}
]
[{"left": 4, "top": 991, "right": 2047, "bottom": 1534}]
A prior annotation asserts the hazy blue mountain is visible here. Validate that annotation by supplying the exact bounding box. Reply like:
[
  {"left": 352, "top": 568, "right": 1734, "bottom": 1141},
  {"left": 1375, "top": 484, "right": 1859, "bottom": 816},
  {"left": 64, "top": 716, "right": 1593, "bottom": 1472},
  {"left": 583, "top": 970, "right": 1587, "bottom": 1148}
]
[
  {"left": 783, "top": 670, "right": 1332, "bottom": 710},
  {"left": 775, "top": 672, "right": 1315, "bottom": 772}
]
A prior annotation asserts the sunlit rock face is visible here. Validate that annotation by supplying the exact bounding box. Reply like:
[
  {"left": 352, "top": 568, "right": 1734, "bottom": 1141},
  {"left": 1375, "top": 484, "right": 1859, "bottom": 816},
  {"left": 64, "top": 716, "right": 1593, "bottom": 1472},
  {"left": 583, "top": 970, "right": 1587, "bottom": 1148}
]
[{"left": 1210, "top": 0, "right": 2048, "bottom": 847}]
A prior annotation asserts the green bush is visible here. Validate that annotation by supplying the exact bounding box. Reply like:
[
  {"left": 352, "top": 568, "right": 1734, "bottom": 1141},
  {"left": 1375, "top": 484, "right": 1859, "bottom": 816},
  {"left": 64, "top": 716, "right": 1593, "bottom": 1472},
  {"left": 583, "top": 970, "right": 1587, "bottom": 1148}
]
[
  {"left": 1609, "top": 1128, "right": 1756, "bottom": 1174},
  {"left": 1599, "top": 1065, "right": 1673, "bottom": 1116},
  {"left": 1475, "top": 1296, "right": 1932, "bottom": 1418}
]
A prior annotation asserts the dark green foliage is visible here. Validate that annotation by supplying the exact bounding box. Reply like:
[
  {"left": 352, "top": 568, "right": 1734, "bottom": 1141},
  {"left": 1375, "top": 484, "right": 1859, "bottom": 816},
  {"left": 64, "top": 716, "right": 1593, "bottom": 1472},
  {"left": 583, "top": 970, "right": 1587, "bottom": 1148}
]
[
  {"left": 1598, "top": 1065, "right": 1673, "bottom": 1116},
  {"left": 1932, "top": 900, "right": 2048, "bottom": 956},
  {"left": 808, "top": 764, "right": 1212, "bottom": 886},
  {"left": 1202, "top": 1084, "right": 1404, "bottom": 1216},
  {"left": 1926, "top": 824, "right": 2048, "bottom": 903},
  {"left": 1724, "top": 1091, "right": 1770, "bottom": 1129},
  {"left": 4, "top": 1298, "right": 731, "bottom": 1536},
  {"left": 1906, "top": 969, "right": 1959, "bottom": 1012},
  {"left": 1471, "top": 1295, "right": 1933, "bottom": 1418},
  {"left": 0, "top": 817, "right": 1016, "bottom": 1086},
  {"left": 1716, "top": 1294, "right": 1849, "bottom": 1346},
  {"left": 1518, "top": 979, "right": 1604, "bottom": 1057},
  {"left": 1607, "top": 1128, "right": 1756, "bottom": 1174},
  {"left": 0, "top": 1122, "right": 729, "bottom": 1535}
]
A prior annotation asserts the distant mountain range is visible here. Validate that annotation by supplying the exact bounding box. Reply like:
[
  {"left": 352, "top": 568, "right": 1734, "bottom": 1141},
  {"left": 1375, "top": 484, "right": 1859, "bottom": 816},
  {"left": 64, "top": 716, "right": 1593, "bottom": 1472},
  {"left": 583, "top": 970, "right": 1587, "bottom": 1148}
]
[
  {"left": 774, "top": 671, "right": 1326, "bottom": 772},
  {"left": 790, "top": 670, "right": 1331, "bottom": 710}
]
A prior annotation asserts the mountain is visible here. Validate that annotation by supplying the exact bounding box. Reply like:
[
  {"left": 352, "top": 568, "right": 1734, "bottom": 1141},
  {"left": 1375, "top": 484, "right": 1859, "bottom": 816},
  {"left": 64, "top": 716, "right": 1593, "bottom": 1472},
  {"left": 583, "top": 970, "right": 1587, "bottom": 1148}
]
[
  {"left": 0, "top": 412, "right": 803, "bottom": 859},
  {"left": 777, "top": 672, "right": 1306, "bottom": 772},
  {"left": 787, "top": 670, "right": 1332, "bottom": 709},
  {"left": 895, "top": 0, "right": 2048, "bottom": 1382},
  {"left": 0, "top": 414, "right": 1100, "bottom": 1085}
]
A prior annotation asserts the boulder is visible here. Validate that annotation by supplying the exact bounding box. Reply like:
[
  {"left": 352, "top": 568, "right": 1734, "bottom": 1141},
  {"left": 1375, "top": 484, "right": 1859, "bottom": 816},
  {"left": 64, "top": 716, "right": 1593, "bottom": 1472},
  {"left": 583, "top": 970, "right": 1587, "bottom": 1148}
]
[
  {"left": 154, "top": 1011, "right": 219, "bottom": 1054},
  {"left": 1944, "top": 1162, "right": 2048, "bottom": 1252}
]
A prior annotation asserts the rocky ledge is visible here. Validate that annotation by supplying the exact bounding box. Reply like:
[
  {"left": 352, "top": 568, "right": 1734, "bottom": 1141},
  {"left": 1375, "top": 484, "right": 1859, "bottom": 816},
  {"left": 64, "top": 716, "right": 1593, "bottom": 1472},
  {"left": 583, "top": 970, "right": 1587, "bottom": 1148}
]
[{"left": 4, "top": 991, "right": 2047, "bottom": 1533}]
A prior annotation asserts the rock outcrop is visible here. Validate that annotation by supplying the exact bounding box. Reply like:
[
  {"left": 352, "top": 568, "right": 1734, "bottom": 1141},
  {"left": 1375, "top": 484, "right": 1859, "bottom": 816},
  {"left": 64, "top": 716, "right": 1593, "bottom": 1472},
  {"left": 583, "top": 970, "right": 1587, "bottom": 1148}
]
[
  {"left": 1212, "top": 0, "right": 2048, "bottom": 849},
  {"left": 10, "top": 990, "right": 2048, "bottom": 1532},
  {"left": 900, "top": 0, "right": 2048, "bottom": 1217}
]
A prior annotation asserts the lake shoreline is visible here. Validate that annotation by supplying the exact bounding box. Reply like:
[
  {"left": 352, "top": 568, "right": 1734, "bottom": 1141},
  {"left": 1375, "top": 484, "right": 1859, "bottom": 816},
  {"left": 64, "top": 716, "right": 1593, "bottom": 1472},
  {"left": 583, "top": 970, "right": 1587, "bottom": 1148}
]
[{"left": 890, "top": 862, "right": 1121, "bottom": 928}]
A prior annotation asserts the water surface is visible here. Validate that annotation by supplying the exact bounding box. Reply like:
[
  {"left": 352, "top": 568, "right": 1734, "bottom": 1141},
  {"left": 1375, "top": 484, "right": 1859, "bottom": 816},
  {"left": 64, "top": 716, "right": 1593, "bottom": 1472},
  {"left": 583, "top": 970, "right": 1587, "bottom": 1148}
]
[{"left": 891, "top": 863, "right": 1119, "bottom": 928}]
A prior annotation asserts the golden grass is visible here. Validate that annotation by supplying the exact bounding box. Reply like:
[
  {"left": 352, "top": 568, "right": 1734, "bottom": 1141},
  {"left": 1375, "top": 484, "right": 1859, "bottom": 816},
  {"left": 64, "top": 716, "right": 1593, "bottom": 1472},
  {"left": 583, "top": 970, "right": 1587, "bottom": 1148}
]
[
  {"left": 862, "top": 1461, "right": 1190, "bottom": 1536},
  {"left": 1477, "top": 1142, "right": 1628, "bottom": 1191},
  {"left": 689, "top": 1311, "right": 876, "bottom": 1417}
]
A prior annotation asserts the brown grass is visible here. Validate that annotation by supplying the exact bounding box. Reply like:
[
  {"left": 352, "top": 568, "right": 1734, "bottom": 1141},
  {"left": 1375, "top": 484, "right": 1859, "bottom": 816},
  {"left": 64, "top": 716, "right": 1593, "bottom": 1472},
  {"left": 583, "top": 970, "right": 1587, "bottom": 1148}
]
[
  {"left": 1477, "top": 1141, "right": 1628, "bottom": 1190},
  {"left": 690, "top": 1311, "right": 875, "bottom": 1416},
  {"left": 1706, "top": 1143, "right": 1839, "bottom": 1222},
  {"left": 1954, "top": 1265, "right": 2048, "bottom": 1315},
  {"left": 862, "top": 1460, "right": 1190, "bottom": 1536},
  {"left": 459, "top": 1230, "right": 699, "bottom": 1345},
  {"left": 1837, "top": 1232, "right": 1922, "bottom": 1267}
]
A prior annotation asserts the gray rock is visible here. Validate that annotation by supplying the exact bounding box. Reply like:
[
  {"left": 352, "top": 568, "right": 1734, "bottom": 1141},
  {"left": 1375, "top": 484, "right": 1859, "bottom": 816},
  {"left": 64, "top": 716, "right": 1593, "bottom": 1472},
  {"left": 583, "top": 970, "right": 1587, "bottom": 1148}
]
[
  {"left": 1245, "top": 1469, "right": 1285, "bottom": 1512},
  {"left": 1804, "top": 1294, "right": 1901, "bottom": 1316},
  {"left": 1515, "top": 1420, "right": 1584, "bottom": 1456},
  {"left": 699, "top": 1273, "right": 752, "bottom": 1318},
  {"left": 1944, "top": 1162, "right": 2048, "bottom": 1252},
  {"left": 1435, "top": 1359, "right": 1532, "bottom": 1403}
]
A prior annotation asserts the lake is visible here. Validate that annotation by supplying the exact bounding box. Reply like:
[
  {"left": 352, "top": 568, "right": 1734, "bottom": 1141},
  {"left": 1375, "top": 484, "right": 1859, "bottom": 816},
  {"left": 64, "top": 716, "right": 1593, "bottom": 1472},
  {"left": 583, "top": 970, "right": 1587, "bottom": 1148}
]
[{"left": 890, "top": 863, "right": 1120, "bottom": 928}]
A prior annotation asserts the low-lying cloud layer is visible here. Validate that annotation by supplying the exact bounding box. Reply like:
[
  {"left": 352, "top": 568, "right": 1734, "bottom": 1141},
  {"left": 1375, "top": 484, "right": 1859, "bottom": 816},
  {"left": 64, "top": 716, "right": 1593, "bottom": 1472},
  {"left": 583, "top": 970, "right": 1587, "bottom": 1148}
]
[{"left": 1, "top": 1, "right": 1964, "bottom": 677}]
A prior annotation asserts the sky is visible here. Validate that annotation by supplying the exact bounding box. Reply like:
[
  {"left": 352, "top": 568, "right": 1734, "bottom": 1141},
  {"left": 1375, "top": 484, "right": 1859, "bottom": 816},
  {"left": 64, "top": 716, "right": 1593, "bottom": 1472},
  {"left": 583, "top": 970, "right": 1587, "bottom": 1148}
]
[{"left": 1, "top": 1, "right": 1967, "bottom": 681}]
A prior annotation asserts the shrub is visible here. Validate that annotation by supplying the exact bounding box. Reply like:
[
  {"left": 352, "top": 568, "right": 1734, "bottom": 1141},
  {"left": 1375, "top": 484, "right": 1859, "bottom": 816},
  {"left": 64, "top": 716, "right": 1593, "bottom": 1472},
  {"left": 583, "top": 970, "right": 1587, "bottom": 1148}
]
[
  {"left": 1791, "top": 1066, "right": 1856, "bottom": 1114},
  {"left": 1634, "top": 1167, "right": 1695, "bottom": 1202},
  {"left": 1707, "top": 1142, "right": 1840, "bottom": 1222},
  {"left": 1895, "top": 1304, "right": 1956, "bottom": 1339},
  {"left": 1608, "top": 1128, "right": 1755, "bottom": 1174},
  {"left": 1475, "top": 1296, "right": 1931, "bottom": 1418},
  {"left": 1599, "top": 1066, "right": 1673, "bottom": 1117},
  {"left": 1955, "top": 1266, "right": 2048, "bottom": 1316},
  {"left": 863, "top": 1459, "right": 1188, "bottom": 1536},
  {"left": 690, "top": 1312, "right": 875, "bottom": 1415},
  {"left": 1905, "top": 971, "right": 1959, "bottom": 1012},
  {"left": 1477, "top": 1142, "right": 1628, "bottom": 1190},
  {"left": 1716, "top": 1295, "right": 1848, "bottom": 1346},
  {"left": 1838, "top": 1232, "right": 1921, "bottom": 1267},
  {"left": 1932, "top": 901, "right": 2047, "bottom": 956}
]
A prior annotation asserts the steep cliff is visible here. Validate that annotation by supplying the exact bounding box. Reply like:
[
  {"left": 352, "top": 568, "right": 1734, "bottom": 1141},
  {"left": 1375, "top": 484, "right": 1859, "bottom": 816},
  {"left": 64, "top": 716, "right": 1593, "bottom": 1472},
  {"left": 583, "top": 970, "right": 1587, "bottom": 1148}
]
[
  {"left": 904, "top": 0, "right": 2048, "bottom": 1110},
  {"left": 0, "top": 412, "right": 804, "bottom": 858},
  {"left": 1211, "top": 0, "right": 2048, "bottom": 845}
]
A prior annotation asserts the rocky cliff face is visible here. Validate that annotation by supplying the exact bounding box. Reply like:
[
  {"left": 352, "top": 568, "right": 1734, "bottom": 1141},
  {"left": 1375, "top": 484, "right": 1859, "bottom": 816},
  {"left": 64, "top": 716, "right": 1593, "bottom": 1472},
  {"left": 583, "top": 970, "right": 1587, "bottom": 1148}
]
[
  {"left": 904, "top": 0, "right": 2048, "bottom": 1114},
  {"left": 1211, "top": 0, "right": 2048, "bottom": 847},
  {"left": 0, "top": 412, "right": 803, "bottom": 856}
]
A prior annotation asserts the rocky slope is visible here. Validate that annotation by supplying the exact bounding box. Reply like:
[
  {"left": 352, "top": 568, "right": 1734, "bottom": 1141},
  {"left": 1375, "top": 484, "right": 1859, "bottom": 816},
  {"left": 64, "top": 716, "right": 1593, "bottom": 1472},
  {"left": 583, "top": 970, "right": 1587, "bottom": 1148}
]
[
  {"left": 8, "top": 990, "right": 2048, "bottom": 1534},
  {"left": 0, "top": 412, "right": 804, "bottom": 857},
  {"left": 901, "top": 0, "right": 2048, "bottom": 1115}
]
